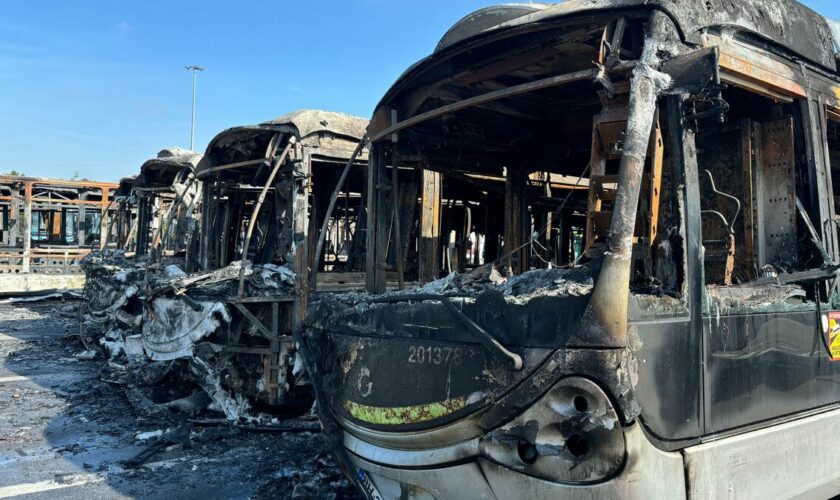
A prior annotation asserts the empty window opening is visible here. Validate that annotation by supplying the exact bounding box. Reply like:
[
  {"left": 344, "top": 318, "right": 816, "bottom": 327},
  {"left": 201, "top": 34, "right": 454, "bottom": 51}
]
[
  {"left": 365, "top": 16, "right": 684, "bottom": 301},
  {"left": 695, "top": 88, "right": 820, "bottom": 288}
]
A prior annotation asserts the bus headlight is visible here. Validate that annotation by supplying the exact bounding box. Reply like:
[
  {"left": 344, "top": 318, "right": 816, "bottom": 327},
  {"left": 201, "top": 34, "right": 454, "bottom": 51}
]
[{"left": 479, "top": 377, "right": 625, "bottom": 483}]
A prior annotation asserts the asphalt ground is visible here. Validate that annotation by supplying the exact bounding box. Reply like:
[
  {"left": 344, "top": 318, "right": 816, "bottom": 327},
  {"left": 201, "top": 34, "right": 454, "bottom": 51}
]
[{"left": 0, "top": 301, "right": 360, "bottom": 499}]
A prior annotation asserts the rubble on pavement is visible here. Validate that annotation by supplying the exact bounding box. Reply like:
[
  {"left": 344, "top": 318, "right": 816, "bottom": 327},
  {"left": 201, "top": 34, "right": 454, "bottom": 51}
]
[{"left": 0, "top": 301, "right": 360, "bottom": 499}]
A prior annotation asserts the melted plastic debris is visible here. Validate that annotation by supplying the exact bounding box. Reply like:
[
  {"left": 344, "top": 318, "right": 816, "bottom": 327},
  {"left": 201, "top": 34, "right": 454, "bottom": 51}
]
[
  {"left": 157, "top": 260, "right": 297, "bottom": 298},
  {"left": 142, "top": 298, "right": 231, "bottom": 361},
  {"left": 81, "top": 250, "right": 301, "bottom": 423},
  {"left": 100, "top": 328, "right": 128, "bottom": 358},
  {"left": 136, "top": 429, "right": 167, "bottom": 441},
  {"left": 397, "top": 265, "right": 592, "bottom": 300},
  {"left": 707, "top": 284, "right": 809, "bottom": 314},
  {"left": 259, "top": 263, "right": 296, "bottom": 288},
  {"left": 190, "top": 357, "right": 252, "bottom": 422},
  {"left": 164, "top": 265, "right": 188, "bottom": 279}
]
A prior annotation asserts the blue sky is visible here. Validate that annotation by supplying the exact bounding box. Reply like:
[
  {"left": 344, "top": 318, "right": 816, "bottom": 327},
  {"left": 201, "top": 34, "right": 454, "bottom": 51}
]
[{"left": 1, "top": 0, "right": 839, "bottom": 182}]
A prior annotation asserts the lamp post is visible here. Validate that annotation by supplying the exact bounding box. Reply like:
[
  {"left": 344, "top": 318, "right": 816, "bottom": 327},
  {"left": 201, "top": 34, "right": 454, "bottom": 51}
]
[{"left": 185, "top": 65, "right": 205, "bottom": 150}]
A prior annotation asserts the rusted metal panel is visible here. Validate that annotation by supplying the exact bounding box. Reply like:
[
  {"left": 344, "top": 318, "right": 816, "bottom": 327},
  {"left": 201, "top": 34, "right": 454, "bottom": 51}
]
[
  {"left": 647, "top": 116, "right": 664, "bottom": 252},
  {"left": 717, "top": 48, "right": 807, "bottom": 99},
  {"left": 8, "top": 188, "right": 19, "bottom": 248},
  {"left": 292, "top": 144, "right": 311, "bottom": 327},
  {"left": 740, "top": 120, "right": 757, "bottom": 274},
  {"left": 0, "top": 175, "right": 118, "bottom": 191},
  {"left": 756, "top": 117, "right": 798, "bottom": 267}
]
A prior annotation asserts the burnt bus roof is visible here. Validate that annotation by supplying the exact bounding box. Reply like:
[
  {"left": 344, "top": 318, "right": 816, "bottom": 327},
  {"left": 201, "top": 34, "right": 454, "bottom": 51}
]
[
  {"left": 263, "top": 109, "right": 368, "bottom": 142},
  {"left": 135, "top": 147, "right": 201, "bottom": 189},
  {"left": 197, "top": 109, "right": 368, "bottom": 178},
  {"left": 436, "top": 1, "right": 838, "bottom": 67},
  {"left": 370, "top": 0, "right": 840, "bottom": 136},
  {"left": 117, "top": 176, "right": 137, "bottom": 197}
]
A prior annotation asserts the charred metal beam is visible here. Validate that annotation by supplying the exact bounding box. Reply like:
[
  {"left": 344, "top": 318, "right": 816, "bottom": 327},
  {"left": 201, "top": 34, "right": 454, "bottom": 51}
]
[
  {"left": 21, "top": 182, "right": 31, "bottom": 273},
  {"left": 197, "top": 157, "right": 272, "bottom": 178},
  {"left": 583, "top": 13, "right": 673, "bottom": 344},
  {"left": 390, "top": 110, "right": 405, "bottom": 290},
  {"left": 237, "top": 136, "right": 293, "bottom": 296},
  {"left": 150, "top": 174, "right": 197, "bottom": 262},
  {"left": 370, "top": 62, "right": 636, "bottom": 143},
  {"left": 232, "top": 303, "right": 273, "bottom": 338}
]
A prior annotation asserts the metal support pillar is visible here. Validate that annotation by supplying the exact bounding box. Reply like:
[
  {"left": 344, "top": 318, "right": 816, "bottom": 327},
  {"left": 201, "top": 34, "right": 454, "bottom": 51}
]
[{"left": 22, "top": 182, "right": 32, "bottom": 273}]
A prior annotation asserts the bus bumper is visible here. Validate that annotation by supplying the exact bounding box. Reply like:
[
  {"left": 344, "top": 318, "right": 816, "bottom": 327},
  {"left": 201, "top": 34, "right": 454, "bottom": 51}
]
[{"left": 343, "top": 423, "right": 686, "bottom": 500}]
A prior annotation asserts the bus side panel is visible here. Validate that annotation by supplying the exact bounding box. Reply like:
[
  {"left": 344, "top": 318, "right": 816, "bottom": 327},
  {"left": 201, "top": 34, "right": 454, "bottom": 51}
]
[
  {"left": 703, "top": 309, "right": 840, "bottom": 433},
  {"left": 685, "top": 407, "right": 840, "bottom": 499},
  {"left": 633, "top": 317, "right": 703, "bottom": 442}
]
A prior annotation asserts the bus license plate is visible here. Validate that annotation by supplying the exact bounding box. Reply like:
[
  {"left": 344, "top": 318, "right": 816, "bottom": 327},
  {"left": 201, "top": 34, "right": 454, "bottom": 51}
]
[{"left": 357, "top": 469, "right": 384, "bottom": 500}]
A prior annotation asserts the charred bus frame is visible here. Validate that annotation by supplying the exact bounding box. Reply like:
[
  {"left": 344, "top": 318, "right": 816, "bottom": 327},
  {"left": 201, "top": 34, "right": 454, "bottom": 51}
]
[
  {"left": 81, "top": 150, "right": 202, "bottom": 401},
  {"left": 0, "top": 176, "right": 118, "bottom": 276},
  {"left": 140, "top": 110, "right": 370, "bottom": 410},
  {"left": 112, "top": 176, "right": 138, "bottom": 253},
  {"left": 303, "top": 1, "right": 840, "bottom": 498},
  {"left": 131, "top": 148, "right": 202, "bottom": 263}
]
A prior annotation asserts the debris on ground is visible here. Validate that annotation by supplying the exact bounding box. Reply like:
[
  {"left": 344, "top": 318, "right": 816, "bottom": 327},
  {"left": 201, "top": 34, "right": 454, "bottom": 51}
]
[{"left": 0, "top": 301, "right": 359, "bottom": 499}]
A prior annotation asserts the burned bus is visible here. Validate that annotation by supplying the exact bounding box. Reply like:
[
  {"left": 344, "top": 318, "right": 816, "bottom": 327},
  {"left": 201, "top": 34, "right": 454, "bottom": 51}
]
[
  {"left": 138, "top": 110, "right": 369, "bottom": 414},
  {"left": 0, "top": 175, "right": 118, "bottom": 293},
  {"left": 94, "top": 148, "right": 201, "bottom": 258},
  {"left": 132, "top": 147, "right": 202, "bottom": 263},
  {"left": 81, "top": 149, "right": 202, "bottom": 365},
  {"left": 302, "top": 1, "right": 840, "bottom": 498}
]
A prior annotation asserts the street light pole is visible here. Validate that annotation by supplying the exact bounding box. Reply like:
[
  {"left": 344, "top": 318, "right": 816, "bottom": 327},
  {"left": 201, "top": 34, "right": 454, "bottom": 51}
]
[{"left": 185, "top": 65, "right": 205, "bottom": 150}]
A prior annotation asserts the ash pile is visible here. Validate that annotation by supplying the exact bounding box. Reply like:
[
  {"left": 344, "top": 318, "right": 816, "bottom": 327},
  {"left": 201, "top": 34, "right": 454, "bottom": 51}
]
[{"left": 80, "top": 249, "right": 310, "bottom": 424}]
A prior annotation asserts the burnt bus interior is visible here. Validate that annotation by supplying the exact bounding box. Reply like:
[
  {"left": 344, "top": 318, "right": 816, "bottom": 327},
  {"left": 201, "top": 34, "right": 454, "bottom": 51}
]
[
  {"left": 198, "top": 128, "right": 368, "bottom": 283},
  {"left": 198, "top": 131, "right": 300, "bottom": 273},
  {"left": 826, "top": 112, "right": 840, "bottom": 233},
  {"left": 364, "top": 15, "right": 682, "bottom": 297},
  {"left": 310, "top": 159, "right": 369, "bottom": 280},
  {"left": 365, "top": 15, "right": 836, "bottom": 308},
  {"left": 132, "top": 149, "right": 201, "bottom": 263},
  {"left": 183, "top": 115, "right": 368, "bottom": 408},
  {"left": 0, "top": 176, "right": 118, "bottom": 274},
  {"left": 695, "top": 87, "right": 822, "bottom": 286}
]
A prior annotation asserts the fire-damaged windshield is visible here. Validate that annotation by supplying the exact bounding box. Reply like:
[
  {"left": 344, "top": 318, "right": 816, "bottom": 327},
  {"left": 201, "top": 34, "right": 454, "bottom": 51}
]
[
  {"left": 301, "top": 11, "right": 705, "bottom": 434},
  {"left": 329, "top": 12, "right": 691, "bottom": 335}
]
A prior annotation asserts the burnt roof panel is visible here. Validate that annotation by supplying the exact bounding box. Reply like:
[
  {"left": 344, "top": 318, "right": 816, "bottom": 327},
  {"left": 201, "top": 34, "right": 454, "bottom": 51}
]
[
  {"left": 205, "top": 109, "right": 368, "bottom": 155},
  {"left": 434, "top": 0, "right": 838, "bottom": 70},
  {"left": 135, "top": 147, "right": 201, "bottom": 189},
  {"left": 262, "top": 109, "right": 368, "bottom": 141}
]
